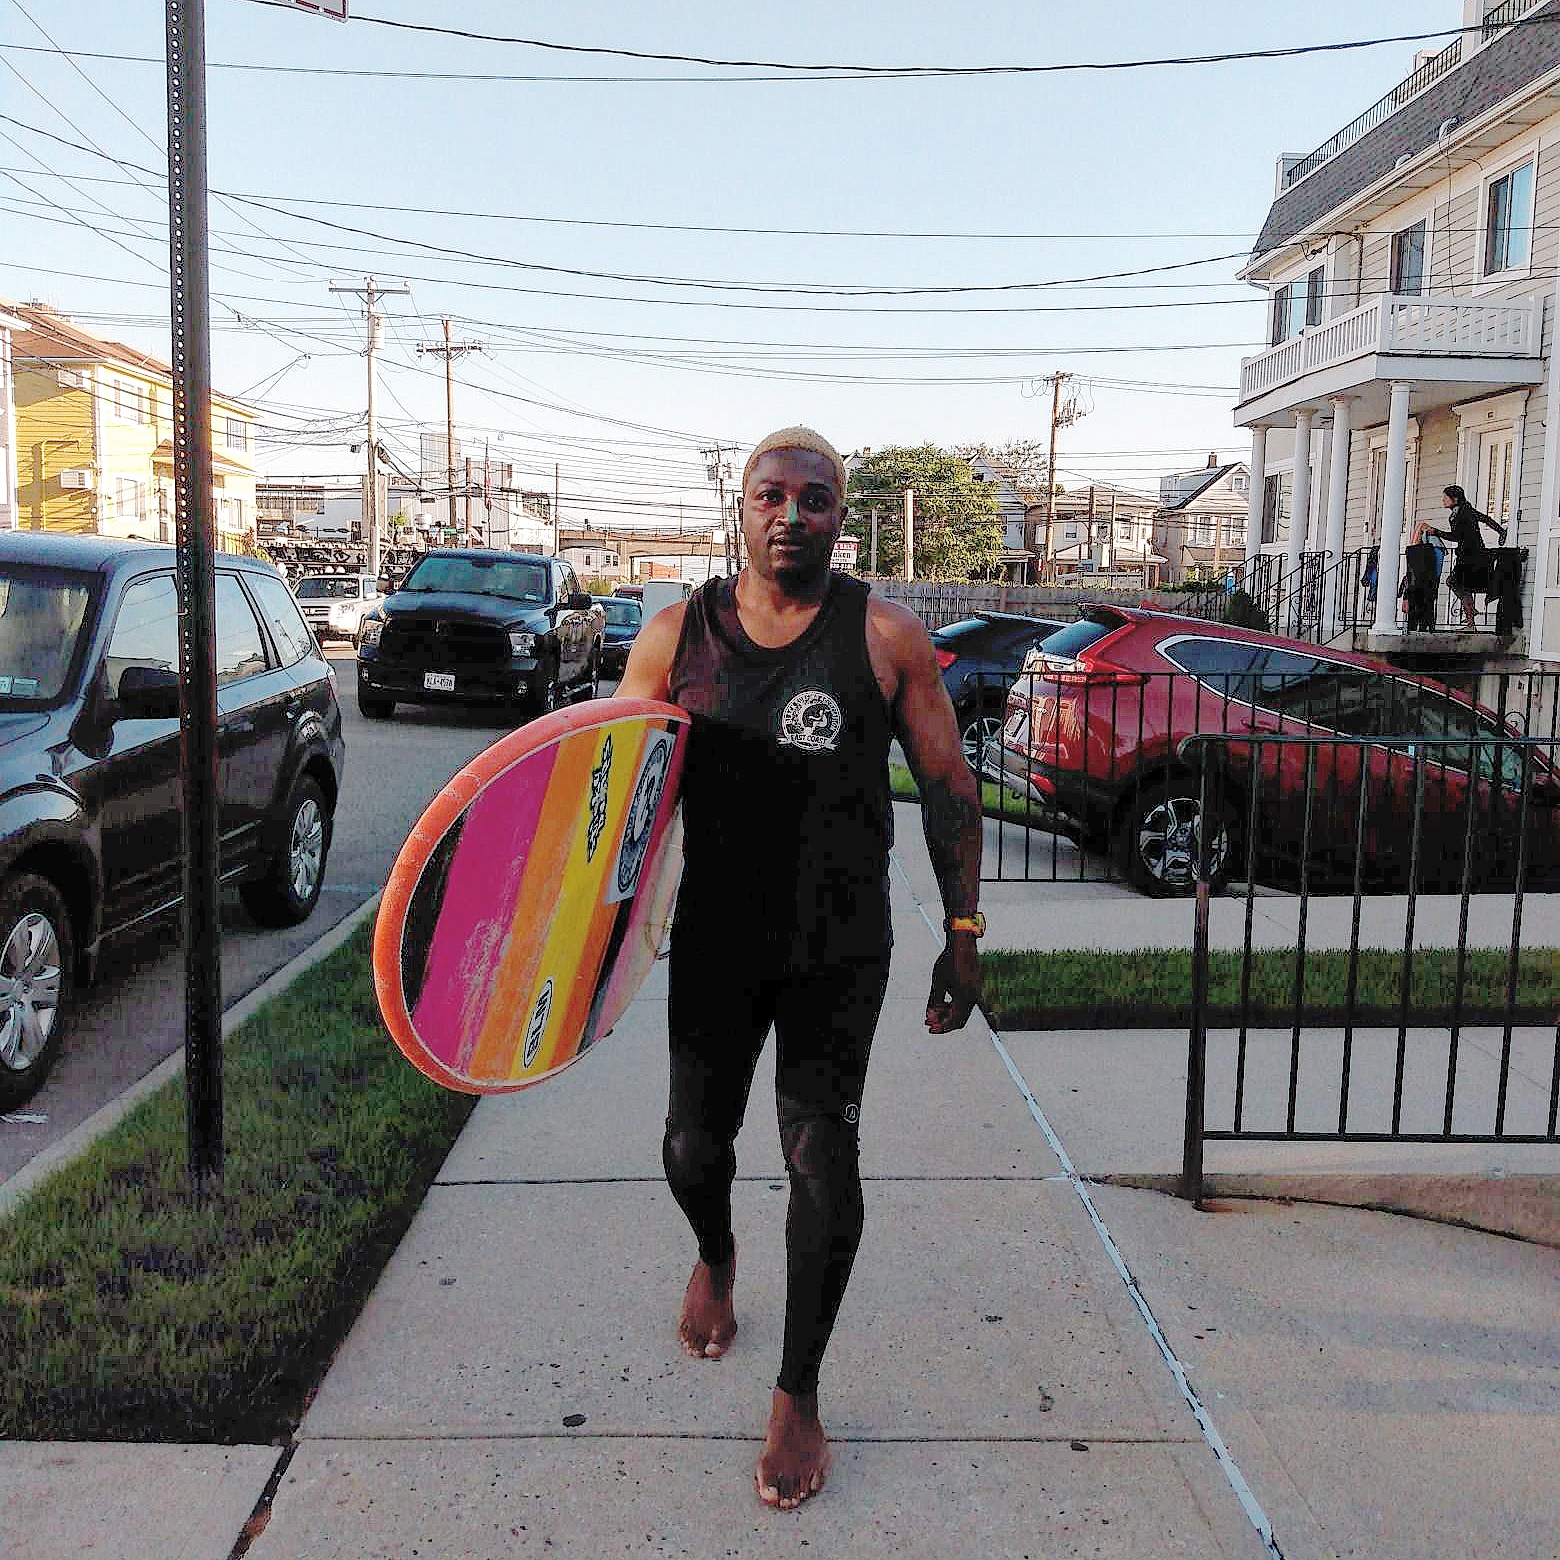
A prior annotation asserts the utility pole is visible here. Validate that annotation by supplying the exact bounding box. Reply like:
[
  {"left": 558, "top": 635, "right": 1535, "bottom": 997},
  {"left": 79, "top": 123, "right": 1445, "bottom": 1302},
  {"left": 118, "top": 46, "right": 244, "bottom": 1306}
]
[
  {"left": 903, "top": 488, "right": 915, "bottom": 582},
  {"left": 701, "top": 442, "right": 735, "bottom": 573},
  {"left": 870, "top": 505, "right": 880, "bottom": 575},
  {"left": 330, "top": 275, "right": 408, "bottom": 577},
  {"left": 553, "top": 463, "right": 560, "bottom": 555},
  {"left": 1042, "top": 372, "right": 1069, "bottom": 582},
  {"left": 417, "top": 317, "right": 483, "bottom": 544}
]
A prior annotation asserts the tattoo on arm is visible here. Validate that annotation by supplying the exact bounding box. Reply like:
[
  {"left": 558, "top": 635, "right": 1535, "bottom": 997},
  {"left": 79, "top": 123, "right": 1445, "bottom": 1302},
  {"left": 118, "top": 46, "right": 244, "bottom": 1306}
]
[{"left": 919, "top": 773, "right": 982, "bottom": 915}]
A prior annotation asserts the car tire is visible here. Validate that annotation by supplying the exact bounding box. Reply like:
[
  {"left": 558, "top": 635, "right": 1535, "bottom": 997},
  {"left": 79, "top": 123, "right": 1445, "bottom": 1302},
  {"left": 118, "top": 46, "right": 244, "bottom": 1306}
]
[
  {"left": 958, "top": 703, "right": 1004, "bottom": 779},
  {"left": 1118, "top": 779, "right": 1233, "bottom": 898},
  {"left": 583, "top": 648, "right": 601, "bottom": 701},
  {"left": 240, "top": 776, "right": 332, "bottom": 927},
  {"left": 531, "top": 666, "right": 562, "bottom": 720},
  {"left": 357, "top": 683, "right": 395, "bottom": 720},
  {"left": 0, "top": 872, "right": 73, "bottom": 1111}
]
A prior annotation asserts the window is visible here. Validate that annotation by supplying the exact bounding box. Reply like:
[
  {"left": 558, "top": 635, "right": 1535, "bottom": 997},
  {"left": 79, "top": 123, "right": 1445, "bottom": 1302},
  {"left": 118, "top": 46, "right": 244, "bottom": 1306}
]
[
  {"left": 225, "top": 417, "right": 251, "bottom": 452},
  {"left": 112, "top": 478, "right": 145, "bottom": 524},
  {"left": 113, "top": 379, "right": 148, "bottom": 424},
  {"left": 1484, "top": 159, "right": 1534, "bottom": 275},
  {"left": 1159, "top": 637, "right": 1266, "bottom": 704},
  {"left": 1261, "top": 473, "right": 1291, "bottom": 546},
  {"left": 1270, "top": 266, "right": 1324, "bottom": 345},
  {"left": 105, "top": 574, "right": 178, "bottom": 701},
  {"left": 1221, "top": 518, "right": 1244, "bottom": 545},
  {"left": 247, "top": 573, "right": 314, "bottom": 667},
  {"left": 214, "top": 572, "right": 269, "bottom": 686},
  {"left": 1391, "top": 219, "right": 1426, "bottom": 295},
  {"left": 1187, "top": 516, "right": 1214, "bottom": 546},
  {"left": 1232, "top": 473, "right": 1249, "bottom": 497},
  {"left": 1115, "top": 519, "right": 1135, "bottom": 541}
]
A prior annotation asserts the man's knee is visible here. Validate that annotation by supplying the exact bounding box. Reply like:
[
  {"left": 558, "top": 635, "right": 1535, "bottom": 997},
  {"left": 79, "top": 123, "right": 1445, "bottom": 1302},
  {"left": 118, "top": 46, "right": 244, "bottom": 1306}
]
[
  {"left": 662, "top": 1121, "right": 735, "bottom": 1193},
  {"left": 779, "top": 1113, "right": 860, "bottom": 1183}
]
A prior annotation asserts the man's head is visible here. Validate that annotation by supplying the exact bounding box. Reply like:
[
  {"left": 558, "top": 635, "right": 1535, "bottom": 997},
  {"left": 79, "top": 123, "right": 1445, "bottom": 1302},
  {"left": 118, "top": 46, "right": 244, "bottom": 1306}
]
[{"left": 740, "top": 426, "right": 847, "bottom": 591}]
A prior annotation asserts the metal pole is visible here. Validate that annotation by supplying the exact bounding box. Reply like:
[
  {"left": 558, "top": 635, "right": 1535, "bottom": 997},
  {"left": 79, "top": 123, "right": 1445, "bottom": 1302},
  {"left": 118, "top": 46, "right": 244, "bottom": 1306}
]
[
  {"left": 365, "top": 297, "right": 380, "bottom": 575},
  {"left": 1181, "top": 749, "right": 1211, "bottom": 1205},
  {"left": 553, "top": 463, "right": 560, "bottom": 555},
  {"left": 1043, "top": 372, "right": 1065, "bottom": 581},
  {"left": 443, "top": 318, "right": 456, "bottom": 538},
  {"left": 166, "top": 0, "right": 221, "bottom": 1185}
]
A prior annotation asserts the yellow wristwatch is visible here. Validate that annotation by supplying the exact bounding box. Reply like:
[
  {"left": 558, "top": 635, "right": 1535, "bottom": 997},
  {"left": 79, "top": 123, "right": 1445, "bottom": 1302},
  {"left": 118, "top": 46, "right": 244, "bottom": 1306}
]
[{"left": 944, "top": 911, "right": 986, "bottom": 938}]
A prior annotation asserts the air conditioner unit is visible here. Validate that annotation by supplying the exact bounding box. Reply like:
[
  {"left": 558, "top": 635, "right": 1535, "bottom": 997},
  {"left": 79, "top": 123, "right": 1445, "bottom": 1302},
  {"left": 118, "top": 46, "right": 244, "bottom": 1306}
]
[
  {"left": 58, "top": 468, "right": 95, "bottom": 490},
  {"left": 55, "top": 368, "right": 88, "bottom": 390}
]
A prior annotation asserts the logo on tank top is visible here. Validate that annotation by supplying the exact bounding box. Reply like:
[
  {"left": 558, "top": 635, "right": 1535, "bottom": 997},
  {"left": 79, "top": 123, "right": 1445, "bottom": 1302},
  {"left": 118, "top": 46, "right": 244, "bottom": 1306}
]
[{"left": 777, "top": 689, "right": 843, "bottom": 753}]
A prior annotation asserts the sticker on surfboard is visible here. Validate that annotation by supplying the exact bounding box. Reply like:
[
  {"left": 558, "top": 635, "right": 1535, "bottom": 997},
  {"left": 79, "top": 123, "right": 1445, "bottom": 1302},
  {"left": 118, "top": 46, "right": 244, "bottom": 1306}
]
[{"left": 372, "top": 697, "right": 690, "bottom": 1094}]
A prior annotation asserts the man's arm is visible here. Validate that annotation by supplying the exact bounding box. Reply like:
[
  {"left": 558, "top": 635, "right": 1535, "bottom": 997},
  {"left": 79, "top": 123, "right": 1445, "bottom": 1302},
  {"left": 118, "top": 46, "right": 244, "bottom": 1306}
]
[
  {"left": 615, "top": 601, "right": 687, "bottom": 701},
  {"left": 872, "top": 599, "right": 983, "bottom": 1034}
]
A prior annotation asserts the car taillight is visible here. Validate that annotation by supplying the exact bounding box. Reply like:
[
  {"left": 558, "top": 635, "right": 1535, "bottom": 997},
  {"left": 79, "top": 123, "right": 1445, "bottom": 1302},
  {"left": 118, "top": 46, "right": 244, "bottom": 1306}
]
[
  {"left": 933, "top": 647, "right": 958, "bottom": 671},
  {"left": 1048, "top": 658, "right": 1144, "bottom": 688}
]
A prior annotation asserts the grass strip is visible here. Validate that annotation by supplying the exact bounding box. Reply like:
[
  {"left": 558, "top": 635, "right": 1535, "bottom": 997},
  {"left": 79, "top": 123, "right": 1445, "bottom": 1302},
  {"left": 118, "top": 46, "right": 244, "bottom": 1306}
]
[
  {"left": 980, "top": 946, "right": 1560, "bottom": 1029},
  {"left": 0, "top": 921, "right": 475, "bottom": 1444},
  {"left": 890, "top": 760, "right": 1028, "bottom": 823}
]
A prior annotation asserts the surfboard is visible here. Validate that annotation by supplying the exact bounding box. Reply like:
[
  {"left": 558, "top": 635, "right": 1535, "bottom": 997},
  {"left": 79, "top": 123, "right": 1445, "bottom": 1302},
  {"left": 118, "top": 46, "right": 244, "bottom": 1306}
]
[{"left": 373, "top": 697, "right": 691, "bottom": 1094}]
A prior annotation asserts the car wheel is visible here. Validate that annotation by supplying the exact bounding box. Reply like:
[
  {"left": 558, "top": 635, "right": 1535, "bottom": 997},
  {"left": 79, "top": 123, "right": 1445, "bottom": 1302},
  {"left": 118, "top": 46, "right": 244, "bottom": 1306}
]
[
  {"left": 357, "top": 683, "right": 395, "bottom": 720},
  {"left": 1118, "top": 780, "right": 1232, "bottom": 898},
  {"left": 240, "top": 777, "right": 332, "bottom": 927},
  {"left": 959, "top": 705, "right": 1004, "bottom": 778},
  {"left": 531, "top": 667, "right": 562, "bottom": 719},
  {"left": 583, "top": 648, "right": 601, "bottom": 701},
  {"left": 0, "top": 873, "right": 72, "bottom": 1111}
]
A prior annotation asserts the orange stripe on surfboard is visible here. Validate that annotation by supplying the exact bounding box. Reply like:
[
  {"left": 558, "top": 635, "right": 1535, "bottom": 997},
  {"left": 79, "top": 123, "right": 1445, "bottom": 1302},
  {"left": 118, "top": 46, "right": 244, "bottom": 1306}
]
[{"left": 464, "top": 726, "right": 602, "bottom": 1081}]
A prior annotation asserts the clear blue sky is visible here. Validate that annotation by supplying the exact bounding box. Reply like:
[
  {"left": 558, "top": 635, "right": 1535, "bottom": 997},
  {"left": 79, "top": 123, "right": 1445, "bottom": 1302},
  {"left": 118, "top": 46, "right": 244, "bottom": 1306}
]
[{"left": 0, "top": 1, "right": 1453, "bottom": 525}]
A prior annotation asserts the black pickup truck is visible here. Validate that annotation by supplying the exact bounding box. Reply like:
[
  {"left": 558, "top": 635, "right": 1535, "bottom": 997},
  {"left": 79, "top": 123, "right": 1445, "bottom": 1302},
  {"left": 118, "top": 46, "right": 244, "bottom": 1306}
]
[{"left": 354, "top": 549, "right": 605, "bottom": 720}]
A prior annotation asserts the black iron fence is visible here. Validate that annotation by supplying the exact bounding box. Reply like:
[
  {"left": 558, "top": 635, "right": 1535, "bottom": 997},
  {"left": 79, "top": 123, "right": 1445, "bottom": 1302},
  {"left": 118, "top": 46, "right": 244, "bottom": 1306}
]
[
  {"left": 973, "top": 665, "right": 1560, "bottom": 887},
  {"left": 1171, "top": 546, "right": 1527, "bottom": 646},
  {"left": 1178, "top": 731, "right": 1560, "bottom": 1203}
]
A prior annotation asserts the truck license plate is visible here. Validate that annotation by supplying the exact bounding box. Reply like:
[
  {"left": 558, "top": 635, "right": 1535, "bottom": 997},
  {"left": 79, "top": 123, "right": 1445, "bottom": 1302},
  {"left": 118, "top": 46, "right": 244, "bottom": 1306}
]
[{"left": 423, "top": 671, "right": 456, "bottom": 692}]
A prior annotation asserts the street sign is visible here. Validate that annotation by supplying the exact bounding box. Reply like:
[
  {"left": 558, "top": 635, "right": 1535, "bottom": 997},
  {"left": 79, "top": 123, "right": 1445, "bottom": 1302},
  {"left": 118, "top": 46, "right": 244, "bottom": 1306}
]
[{"left": 287, "top": 1, "right": 347, "bottom": 17}]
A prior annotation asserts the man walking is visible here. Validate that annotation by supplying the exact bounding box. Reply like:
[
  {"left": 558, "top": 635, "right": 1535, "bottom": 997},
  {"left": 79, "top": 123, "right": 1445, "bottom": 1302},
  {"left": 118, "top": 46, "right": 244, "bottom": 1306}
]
[{"left": 617, "top": 426, "right": 983, "bottom": 1509}]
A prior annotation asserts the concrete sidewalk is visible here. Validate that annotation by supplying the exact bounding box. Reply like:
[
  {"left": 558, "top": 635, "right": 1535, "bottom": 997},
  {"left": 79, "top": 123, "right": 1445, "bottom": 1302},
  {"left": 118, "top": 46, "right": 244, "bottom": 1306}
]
[{"left": 4, "top": 808, "right": 1558, "bottom": 1558}]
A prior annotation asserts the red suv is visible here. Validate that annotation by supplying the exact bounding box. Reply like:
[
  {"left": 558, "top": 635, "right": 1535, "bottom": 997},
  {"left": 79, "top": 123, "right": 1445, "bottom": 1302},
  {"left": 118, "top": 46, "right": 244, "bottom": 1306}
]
[{"left": 992, "top": 606, "right": 1559, "bottom": 896}]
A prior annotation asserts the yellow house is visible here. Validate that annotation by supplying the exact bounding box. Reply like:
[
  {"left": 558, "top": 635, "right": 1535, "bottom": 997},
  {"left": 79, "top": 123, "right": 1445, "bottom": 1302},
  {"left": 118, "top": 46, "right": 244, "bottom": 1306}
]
[{"left": 8, "top": 300, "right": 258, "bottom": 551}]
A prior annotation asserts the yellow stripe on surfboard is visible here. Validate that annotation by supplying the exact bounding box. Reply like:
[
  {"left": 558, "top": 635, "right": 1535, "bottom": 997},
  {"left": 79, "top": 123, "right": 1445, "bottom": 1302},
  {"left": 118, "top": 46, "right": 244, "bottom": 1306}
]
[{"left": 514, "top": 720, "right": 648, "bottom": 1078}]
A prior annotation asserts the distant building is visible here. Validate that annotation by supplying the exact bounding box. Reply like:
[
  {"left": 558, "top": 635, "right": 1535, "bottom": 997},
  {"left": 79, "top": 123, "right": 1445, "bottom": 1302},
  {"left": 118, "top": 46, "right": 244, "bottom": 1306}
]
[
  {"left": 1155, "top": 459, "right": 1250, "bottom": 582},
  {"left": 6, "top": 298, "right": 258, "bottom": 548}
]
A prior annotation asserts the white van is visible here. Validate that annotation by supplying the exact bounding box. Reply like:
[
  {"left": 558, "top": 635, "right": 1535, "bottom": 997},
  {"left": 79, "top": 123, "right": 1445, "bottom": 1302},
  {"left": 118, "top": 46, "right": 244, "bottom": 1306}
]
[{"left": 638, "top": 579, "right": 693, "bottom": 620}]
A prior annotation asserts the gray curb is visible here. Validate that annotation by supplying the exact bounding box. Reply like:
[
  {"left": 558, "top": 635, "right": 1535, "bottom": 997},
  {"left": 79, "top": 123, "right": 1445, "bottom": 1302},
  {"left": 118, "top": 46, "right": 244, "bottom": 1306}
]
[{"left": 0, "top": 893, "right": 382, "bottom": 1221}]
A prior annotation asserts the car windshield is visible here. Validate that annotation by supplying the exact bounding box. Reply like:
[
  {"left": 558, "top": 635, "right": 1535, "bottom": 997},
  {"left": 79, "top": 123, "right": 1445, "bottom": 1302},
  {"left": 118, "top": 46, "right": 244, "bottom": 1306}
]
[
  {"left": 599, "top": 600, "right": 641, "bottom": 627},
  {"left": 295, "top": 576, "right": 362, "bottom": 600},
  {"left": 0, "top": 567, "right": 95, "bottom": 703},
  {"left": 400, "top": 556, "right": 548, "bottom": 601}
]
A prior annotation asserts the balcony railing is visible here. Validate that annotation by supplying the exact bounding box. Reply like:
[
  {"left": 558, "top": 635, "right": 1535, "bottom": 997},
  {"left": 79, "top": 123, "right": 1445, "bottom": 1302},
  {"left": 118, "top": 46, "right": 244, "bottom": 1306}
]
[
  {"left": 1238, "top": 293, "right": 1541, "bottom": 405},
  {"left": 1281, "top": 39, "right": 1463, "bottom": 190}
]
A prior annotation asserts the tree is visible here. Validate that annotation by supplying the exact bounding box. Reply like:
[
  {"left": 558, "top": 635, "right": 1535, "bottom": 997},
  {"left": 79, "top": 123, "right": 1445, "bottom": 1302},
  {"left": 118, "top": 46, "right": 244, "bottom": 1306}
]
[{"left": 843, "top": 445, "right": 1003, "bottom": 581}]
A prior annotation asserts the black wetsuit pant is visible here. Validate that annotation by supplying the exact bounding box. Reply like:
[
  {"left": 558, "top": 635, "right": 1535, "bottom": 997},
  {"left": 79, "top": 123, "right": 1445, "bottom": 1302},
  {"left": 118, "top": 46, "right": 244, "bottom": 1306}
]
[{"left": 663, "top": 939, "right": 891, "bottom": 1397}]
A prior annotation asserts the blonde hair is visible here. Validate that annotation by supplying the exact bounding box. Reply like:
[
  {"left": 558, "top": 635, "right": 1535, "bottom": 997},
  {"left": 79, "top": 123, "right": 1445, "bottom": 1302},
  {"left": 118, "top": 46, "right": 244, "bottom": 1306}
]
[{"left": 740, "top": 426, "right": 848, "bottom": 501}]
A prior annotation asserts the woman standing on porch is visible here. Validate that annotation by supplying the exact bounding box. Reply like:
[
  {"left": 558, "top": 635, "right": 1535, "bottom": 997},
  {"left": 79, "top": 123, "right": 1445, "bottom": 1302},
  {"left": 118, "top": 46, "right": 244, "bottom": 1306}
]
[{"left": 1414, "top": 485, "right": 1506, "bottom": 631}]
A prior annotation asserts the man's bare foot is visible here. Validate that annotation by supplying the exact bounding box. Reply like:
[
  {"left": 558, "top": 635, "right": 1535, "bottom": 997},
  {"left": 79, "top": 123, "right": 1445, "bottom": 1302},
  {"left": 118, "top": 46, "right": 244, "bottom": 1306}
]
[
  {"left": 678, "top": 1248, "right": 737, "bottom": 1359},
  {"left": 755, "top": 1387, "right": 831, "bottom": 1510}
]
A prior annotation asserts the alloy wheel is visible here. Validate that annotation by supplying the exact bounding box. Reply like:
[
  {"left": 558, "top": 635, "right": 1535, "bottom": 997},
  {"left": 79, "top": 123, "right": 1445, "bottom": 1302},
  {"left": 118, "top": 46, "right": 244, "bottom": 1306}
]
[
  {"left": 289, "top": 796, "right": 326, "bottom": 905},
  {"left": 1135, "top": 793, "right": 1228, "bottom": 892},
  {"left": 0, "top": 910, "right": 62, "bottom": 1073}
]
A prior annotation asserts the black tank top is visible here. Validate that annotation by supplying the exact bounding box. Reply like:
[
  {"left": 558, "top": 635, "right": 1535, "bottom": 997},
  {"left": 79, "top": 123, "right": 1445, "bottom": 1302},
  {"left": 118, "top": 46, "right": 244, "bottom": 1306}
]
[{"left": 669, "top": 571, "right": 894, "bottom": 967}]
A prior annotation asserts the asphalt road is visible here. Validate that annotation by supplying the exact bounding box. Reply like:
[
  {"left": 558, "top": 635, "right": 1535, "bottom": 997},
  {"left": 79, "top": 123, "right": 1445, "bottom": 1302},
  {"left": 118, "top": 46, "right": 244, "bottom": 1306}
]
[{"left": 0, "top": 652, "right": 621, "bottom": 1185}]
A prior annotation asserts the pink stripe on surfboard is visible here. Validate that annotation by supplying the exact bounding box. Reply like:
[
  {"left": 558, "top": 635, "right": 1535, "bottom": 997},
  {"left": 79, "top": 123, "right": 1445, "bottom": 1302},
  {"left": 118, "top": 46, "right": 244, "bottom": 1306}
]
[{"left": 411, "top": 741, "right": 559, "bottom": 1065}]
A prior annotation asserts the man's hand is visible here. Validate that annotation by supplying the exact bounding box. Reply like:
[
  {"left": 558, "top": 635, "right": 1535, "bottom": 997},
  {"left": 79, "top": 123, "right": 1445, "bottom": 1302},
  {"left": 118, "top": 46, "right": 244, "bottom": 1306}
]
[{"left": 926, "top": 935, "right": 981, "bottom": 1034}]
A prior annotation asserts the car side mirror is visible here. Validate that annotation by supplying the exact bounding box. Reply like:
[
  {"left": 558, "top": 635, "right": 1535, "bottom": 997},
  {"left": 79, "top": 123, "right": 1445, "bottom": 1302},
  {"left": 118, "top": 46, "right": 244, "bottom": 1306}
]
[
  {"left": 567, "top": 591, "right": 593, "bottom": 611},
  {"left": 116, "top": 664, "right": 181, "bottom": 721}
]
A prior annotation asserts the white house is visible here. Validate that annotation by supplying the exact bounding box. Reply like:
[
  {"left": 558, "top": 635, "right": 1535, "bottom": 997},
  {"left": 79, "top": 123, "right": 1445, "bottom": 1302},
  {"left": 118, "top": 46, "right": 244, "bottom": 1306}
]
[{"left": 1236, "top": 0, "right": 1560, "bottom": 668}]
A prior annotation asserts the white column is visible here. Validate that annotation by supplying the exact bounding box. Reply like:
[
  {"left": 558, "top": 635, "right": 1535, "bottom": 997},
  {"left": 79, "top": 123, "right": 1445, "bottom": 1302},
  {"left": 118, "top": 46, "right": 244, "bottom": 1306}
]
[
  {"left": 1324, "top": 395, "right": 1353, "bottom": 634},
  {"left": 1282, "top": 411, "right": 1314, "bottom": 633},
  {"left": 1244, "top": 425, "right": 1267, "bottom": 564},
  {"left": 1372, "top": 381, "right": 1413, "bottom": 636}
]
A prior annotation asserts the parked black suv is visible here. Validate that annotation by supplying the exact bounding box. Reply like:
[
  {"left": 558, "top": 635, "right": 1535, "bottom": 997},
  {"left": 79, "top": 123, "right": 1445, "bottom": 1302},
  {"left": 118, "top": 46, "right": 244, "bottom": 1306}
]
[
  {"left": 0, "top": 532, "right": 346, "bottom": 1108},
  {"left": 354, "top": 549, "right": 605, "bottom": 719},
  {"left": 932, "top": 610, "right": 1066, "bottom": 772}
]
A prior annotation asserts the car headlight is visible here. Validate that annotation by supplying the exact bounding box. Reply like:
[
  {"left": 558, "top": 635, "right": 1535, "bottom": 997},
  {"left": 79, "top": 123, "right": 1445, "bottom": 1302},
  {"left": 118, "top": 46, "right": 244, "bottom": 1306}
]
[
  {"left": 358, "top": 615, "right": 384, "bottom": 647},
  {"left": 509, "top": 629, "right": 535, "bottom": 655}
]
